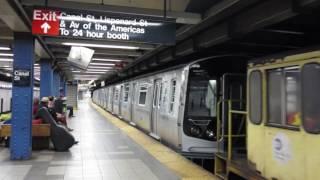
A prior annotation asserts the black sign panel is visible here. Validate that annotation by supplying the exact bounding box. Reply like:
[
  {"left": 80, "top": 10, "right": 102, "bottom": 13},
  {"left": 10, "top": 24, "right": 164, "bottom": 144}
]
[
  {"left": 13, "top": 69, "right": 31, "bottom": 87},
  {"left": 33, "top": 8, "right": 176, "bottom": 45}
]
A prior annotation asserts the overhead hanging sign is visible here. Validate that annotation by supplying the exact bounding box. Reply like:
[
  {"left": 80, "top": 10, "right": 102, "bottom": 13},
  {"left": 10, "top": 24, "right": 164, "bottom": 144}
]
[{"left": 32, "top": 8, "right": 176, "bottom": 45}]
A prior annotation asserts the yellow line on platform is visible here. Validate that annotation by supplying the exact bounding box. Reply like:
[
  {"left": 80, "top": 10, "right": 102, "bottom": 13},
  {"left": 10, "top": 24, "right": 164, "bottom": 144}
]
[{"left": 91, "top": 102, "right": 217, "bottom": 180}]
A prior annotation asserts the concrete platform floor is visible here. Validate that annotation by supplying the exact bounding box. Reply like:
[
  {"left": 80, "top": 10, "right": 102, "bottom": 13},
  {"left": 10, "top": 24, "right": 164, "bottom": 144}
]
[{"left": 0, "top": 99, "right": 180, "bottom": 180}]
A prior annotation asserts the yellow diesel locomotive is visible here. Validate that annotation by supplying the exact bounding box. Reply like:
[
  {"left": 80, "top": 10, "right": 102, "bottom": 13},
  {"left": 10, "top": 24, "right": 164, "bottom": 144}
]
[{"left": 215, "top": 50, "right": 320, "bottom": 180}]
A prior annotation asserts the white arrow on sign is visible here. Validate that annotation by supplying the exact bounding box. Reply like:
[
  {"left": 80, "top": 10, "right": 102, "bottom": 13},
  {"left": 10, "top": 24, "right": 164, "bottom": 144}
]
[{"left": 41, "top": 22, "right": 51, "bottom": 33}]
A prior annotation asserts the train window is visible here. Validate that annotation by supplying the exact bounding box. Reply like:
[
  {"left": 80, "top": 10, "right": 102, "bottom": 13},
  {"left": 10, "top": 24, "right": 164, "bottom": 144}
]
[
  {"left": 186, "top": 72, "right": 217, "bottom": 117},
  {"left": 138, "top": 85, "right": 148, "bottom": 105},
  {"left": 285, "top": 68, "right": 300, "bottom": 126},
  {"left": 249, "top": 71, "right": 262, "bottom": 124},
  {"left": 159, "top": 83, "right": 163, "bottom": 107},
  {"left": 114, "top": 89, "right": 119, "bottom": 101},
  {"left": 267, "top": 69, "right": 283, "bottom": 125},
  {"left": 123, "top": 84, "right": 130, "bottom": 102},
  {"left": 302, "top": 63, "right": 320, "bottom": 133},
  {"left": 169, "top": 79, "right": 177, "bottom": 113},
  {"left": 267, "top": 67, "right": 301, "bottom": 128}
]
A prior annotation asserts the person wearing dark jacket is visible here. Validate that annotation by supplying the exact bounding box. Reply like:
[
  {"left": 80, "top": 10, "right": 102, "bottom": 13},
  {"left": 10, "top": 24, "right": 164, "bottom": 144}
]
[{"left": 40, "top": 97, "right": 73, "bottom": 131}]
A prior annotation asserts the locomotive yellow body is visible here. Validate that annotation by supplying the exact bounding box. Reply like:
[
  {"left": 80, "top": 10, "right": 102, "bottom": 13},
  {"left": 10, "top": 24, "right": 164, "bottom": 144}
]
[{"left": 246, "top": 51, "right": 320, "bottom": 180}]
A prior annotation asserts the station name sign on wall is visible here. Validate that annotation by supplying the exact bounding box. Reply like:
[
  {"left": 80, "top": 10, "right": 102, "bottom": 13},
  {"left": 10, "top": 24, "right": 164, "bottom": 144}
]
[
  {"left": 13, "top": 69, "right": 31, "bottom": 87},
  {"left": 32, "top": 8, "right": 176, "bottom": 45}
]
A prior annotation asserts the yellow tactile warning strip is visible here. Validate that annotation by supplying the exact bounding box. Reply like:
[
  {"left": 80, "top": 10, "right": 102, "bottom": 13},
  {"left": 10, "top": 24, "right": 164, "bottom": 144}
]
[{"left": 91, "top": 102, "right": 217, "bottom": 180}]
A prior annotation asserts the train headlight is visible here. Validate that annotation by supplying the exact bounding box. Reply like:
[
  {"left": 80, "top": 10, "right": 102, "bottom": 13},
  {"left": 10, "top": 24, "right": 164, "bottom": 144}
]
[
  {"left": 206, "top": 130, "right": 215, "bottom": 138},
  {"left": 190, "top": 126, "right": 201, "bottom": 137}
]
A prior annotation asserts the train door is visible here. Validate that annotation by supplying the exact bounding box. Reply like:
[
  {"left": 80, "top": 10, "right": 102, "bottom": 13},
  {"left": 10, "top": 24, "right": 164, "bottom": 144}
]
[
  {"left": 221, "top": 73, "right": 246, "bottom": 152},
  {"left": 130, "top": 83, "right": 136, "bottom": 124},
  {"left": 151, "top": 79, "right": 162, "bottom": 139},
  {"left": 111, "top": 87, "right": 115, "bottom": 112},
  {"left": 105, "top": 88, "right": 109, "bottom": 110},
  {"left": 119, "top": 85, "right": 123, "bottom": 116}
]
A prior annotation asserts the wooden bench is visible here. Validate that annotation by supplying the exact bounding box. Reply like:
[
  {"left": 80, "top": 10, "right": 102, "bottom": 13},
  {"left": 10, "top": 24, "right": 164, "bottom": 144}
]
[{"left": 0, "top": 124, "right": 51, "bottom": 150}]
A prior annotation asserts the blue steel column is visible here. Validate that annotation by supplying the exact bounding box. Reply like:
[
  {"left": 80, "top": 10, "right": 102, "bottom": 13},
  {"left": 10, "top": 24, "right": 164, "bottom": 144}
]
[
  {"left": 64, "top": 80, "right": 68, "bottom": 96},
  {"left": 40, "top": 59, "right": 53, "bottom": 98},
  {"left": 53, "top": 71, "right": 60, "bottom": 97},
  {"left": 10, "top": 32, "right": 34, "bottom": 160}
]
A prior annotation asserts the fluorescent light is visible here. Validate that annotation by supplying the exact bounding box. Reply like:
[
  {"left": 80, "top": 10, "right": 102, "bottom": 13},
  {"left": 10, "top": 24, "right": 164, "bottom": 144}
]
[
  {"left": 92, "top": 58, "right": 122, "bottom": 62},
  {"left": 0, "top": 58, "right": 13, "bottom": 62},
  {"left": 5, "top": 73, "right": 11, "bottom": 77},
  {"left": 90, "top": 63, "right": 115, "bottom": 66},
  {"left": 86, "top": 69, "right": 110, "bottom": 72},
  {"left": 72, "top": 70, "right": 81, "bottom": 73},
  {"left": 79, "top": 72, "right": 106, "bottom": 74},
  {"left": 0, "top": 66, "right": 11, "bottom": 68},
  {"left": 0, "top": 47, "right": 10, "bottom": 50},
  {"left": 62, "top": 42, "right": 139, "bottom": 50},
  {"left": 87, "top": 66, "right": 113, "bottom": 69},
  {"left": 0, "top": 53, "right": 13, "bottom": 57},
  {"left": 88, "top": 80, "right": 94, "bottom": 85}
]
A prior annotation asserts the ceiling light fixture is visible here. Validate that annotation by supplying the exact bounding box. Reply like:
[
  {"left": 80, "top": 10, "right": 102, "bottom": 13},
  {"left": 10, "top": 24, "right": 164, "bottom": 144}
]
[
  {"left": 0, "top": 58, "right": 13, "bottom": 62},
  {"left": 92, "top": 58, "right": 123, "bottom": 62},
  {"left": 62, "top": 42, "right": 139, "bottom": 50},
  {"left": 0, "top": 53, "right": 13, "bottom": 57},
  {"left": 86, "top": 69, "right": 110, "bottom": 72},
  {"left": 78, "top": 72, "right": 106, "bottom": 74},
  {"left": 87, "top": 66, "right": 114, "bottom": 69},
  {"left": 90, "top": 63, "right": 115, "bottom": 66},
  {"left": 88, "top": 80, "right": 94, "bottom": 85},
  {"left": 0, "top": 47, "right": 10, "bottom": 50}
]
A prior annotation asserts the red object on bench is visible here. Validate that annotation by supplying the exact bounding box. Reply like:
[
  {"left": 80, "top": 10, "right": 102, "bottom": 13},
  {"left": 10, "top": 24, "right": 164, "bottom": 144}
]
[{"left": 32, "top": 119, "right": 43, "bottom": 124}]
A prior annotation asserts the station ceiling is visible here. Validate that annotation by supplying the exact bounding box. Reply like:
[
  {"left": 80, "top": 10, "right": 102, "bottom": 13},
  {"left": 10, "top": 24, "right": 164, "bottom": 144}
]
[{"left": 1, "top": 0, "right": 320, "bottom": 85}]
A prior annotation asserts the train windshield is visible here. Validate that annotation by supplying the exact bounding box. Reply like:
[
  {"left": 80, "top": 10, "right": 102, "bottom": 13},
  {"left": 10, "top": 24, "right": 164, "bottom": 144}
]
[{"left": 186, "top": 65, "right": 217, "bottom": 118}]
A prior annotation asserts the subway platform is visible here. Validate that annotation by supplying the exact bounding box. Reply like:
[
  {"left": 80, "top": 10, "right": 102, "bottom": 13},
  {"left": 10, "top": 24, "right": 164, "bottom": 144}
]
[{"left": 0, "top": 99, "right": 215, "bottom": 180}]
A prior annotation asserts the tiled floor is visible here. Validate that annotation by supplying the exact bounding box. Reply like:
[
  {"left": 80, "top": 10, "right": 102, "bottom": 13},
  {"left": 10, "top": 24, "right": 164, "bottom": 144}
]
[{"left": 0, "top": 99, "right": 179, "bottom": 180}]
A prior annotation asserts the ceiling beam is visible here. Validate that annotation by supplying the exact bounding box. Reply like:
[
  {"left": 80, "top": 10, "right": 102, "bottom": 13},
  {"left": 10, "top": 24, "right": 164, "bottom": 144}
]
[
  {"left": 54, "top": 53, "right": 135, "bottom": 62},
  {"left": 44, "top": 38, "right": 156, "bottom": 51},
  {"left": 50, "top": 47, "right": 142, "bottom": 57},
  {"left": 20, "top": 0, "right": 201, "bottom": 24},
  {"left": 0, "top": 26, "right": 13, "bottom": 40}
]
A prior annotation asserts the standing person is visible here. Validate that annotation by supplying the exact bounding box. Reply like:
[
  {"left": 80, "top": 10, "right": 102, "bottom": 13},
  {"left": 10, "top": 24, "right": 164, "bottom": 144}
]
[{"left": 58, "top": 90, "right": 75, "bottom": 118}]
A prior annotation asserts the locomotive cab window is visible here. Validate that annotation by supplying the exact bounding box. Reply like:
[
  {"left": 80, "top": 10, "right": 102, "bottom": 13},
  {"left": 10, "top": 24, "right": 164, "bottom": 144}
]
[
  {"left": 267, "top": 67, "right": 301, "bottom": 128},
  {"left": 249, "top": 70, "right": 262, "bottom": 124},
  {"left": 183, "top": 62, "right": 217, "bottom": 141},
  {"left": 138, "top": 85, "right": 148, "bottom": 105},
  {"left": 302, "top": 63, "right": 320, "bottom": 133}
]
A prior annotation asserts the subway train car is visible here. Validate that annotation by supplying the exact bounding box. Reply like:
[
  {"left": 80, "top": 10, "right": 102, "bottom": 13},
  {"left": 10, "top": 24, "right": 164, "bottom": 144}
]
[
  {"left": 93, "top": 56, "right": 247, "bottom": 155},
  {"left": 0, "top": 81, "right": 40, "bottom": 114}
]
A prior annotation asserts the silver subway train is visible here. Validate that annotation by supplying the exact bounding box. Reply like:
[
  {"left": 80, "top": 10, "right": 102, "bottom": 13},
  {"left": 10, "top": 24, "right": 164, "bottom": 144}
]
[
  {"left": 92, "top": 56, "right": 247, "bottom": 155},
  {"left": 0, "top": 81, "right": 40, "bottom": 114}
]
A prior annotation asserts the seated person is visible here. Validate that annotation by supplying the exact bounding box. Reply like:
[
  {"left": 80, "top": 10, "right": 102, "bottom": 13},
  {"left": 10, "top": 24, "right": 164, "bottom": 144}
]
[{"left": 40, "top": 97, "right": 73, "bottom": 131}]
